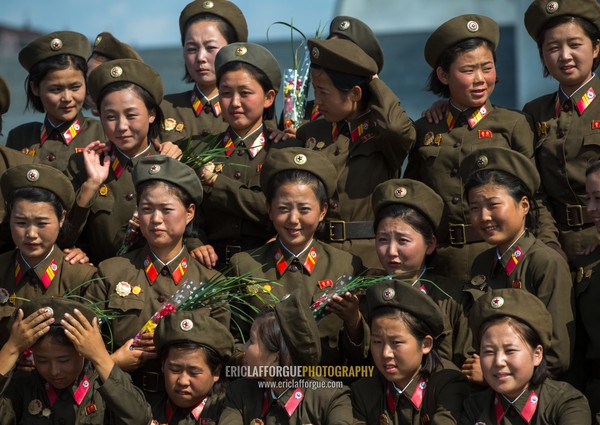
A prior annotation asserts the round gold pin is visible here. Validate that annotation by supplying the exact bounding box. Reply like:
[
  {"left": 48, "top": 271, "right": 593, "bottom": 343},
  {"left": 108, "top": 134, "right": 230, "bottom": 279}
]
[
  {"left": 202, "top": 0, "right": 214, "bottom": 9},
  {"left": 466, "top": 20, "right": 479, "bottom": 32},
  {"left": 339, "top": 20, "right": 350, "bottom": 31},
  {"left": 546, "top": 1, "right": 559, "bottom": 14},
  {"left": 110, "top": 66, "right": 123, "bottom": 78},
  {"left": 382, "top": 287, "right": 395, "bottom": 301},
  {"left": 311, "top": 46, "right": 320, "bottom": 59},
  {"left": 235, "top": 46, "right": 247, "bottom": 56},
  {"left": 26, "top": 169, "right": 40, "bottom": 182},
  {"left": 476, "top": 155, "right": 489, "bottom": 168},
  {"left": 394, "top": 187, "right": 407, "bottom": 199},
  {"left": 50, "top": 38, "right": 63, "bottom": 51},
  {"left": 294, "top": 154, "right": 307, "bottom": 165}
]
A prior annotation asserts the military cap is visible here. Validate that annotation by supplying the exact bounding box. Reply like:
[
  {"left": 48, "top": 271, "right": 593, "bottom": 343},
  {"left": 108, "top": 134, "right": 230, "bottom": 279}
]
[
  {"left": 372, "top": 178, "right": 444, "bottom": 229},
  {"left": 215, "top": 42, "right": 281, "bottom": 92},
  {"left": 329, "top": 16, "right": 384, "bottom": 73},
  {"left": 366, "top": 280, "right": 446, "bottom": 338},
  {"left": 19, "top": 31, "right": 91, "bottom": 72},
  {"left": 88, "top": 58, "right": 163, "bottom": 104},
  {"left": 308, "top": 38, "right": 377, "bottom": 77},
  {"left": 20, "top": 297, "right": 96, "bottom": 325},
  {"left": 154, "top": 310, "right": 234, "bottom": 360},
  {"left": 525, "top": 0, "right": 600, "bottom": 40},
  {"left": 132, "top": 155, "right": 203, "bottom": 206},
  {"left": 0, "top": 76, "right": 10, "bottom": 115},
  {"left": 179, "top": 0, "right": 248, "bottom": 42},
  {"left": 259, "top": 147, "right": 337, "bottom": 197},
  {"left": 274, "top": 291, "right": 321, "bottom": 366},
  {"left": 469, "top": 288, "right": 552, "bottom": 350},
  {"left": 424, "top": 15, "right": 499, "bottom": 68},
  {"left": 91, "top": 32, "right": 143, "bottom": 61},
  {"left": 1, "top": 163, "right": 75, "bottom": 209},
  {"left": 459, "top": 147, "right": 540, "bottom": 194}
]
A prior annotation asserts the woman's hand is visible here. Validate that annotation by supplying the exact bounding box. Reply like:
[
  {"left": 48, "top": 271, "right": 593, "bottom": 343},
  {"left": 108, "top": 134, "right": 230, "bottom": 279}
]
[
  {"left": 421, "top": 99, "right": 448, "bottom": 124},
  {"left": 462, "top": 354, "right": 485, "bottom": 385},
  {"left": 110, "top": 335, "right": 157, "bottom": 373},
  {"left": 83, "top": 141, "right": 111, "bottom": 186},
  {"left": 327, "top": 291, "right": 363, "bottom": 344},
  {"left": 63, "top": 247, "right": 91, "bottom": 265},
  {"left": 198, "top": 161, "right": 218, "bottom": 186},
  {"left": 190, "top": 245, "right": 218, "bottom": 269},
  {"left": 153, "top": 139, "right": 182, "bottom": 159}
]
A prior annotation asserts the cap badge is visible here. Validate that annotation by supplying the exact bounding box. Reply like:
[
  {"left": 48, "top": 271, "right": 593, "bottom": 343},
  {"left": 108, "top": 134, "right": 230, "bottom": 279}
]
[
  {"left": 490, "top": 296, "right": 504, "bottom": 309},
  {"left": 94, "top": 35, "right": 102, "bottom": 47},
  {"left": 149, "top": 164, "right": 161, "bottom": 174},
  {"left": 202, "top": 0, "right": 214, "bottom": 9},
  {"left": 235, "top": 46, "right": 247, "bottom": 56},
  {"left": 311, "top": 46, "right": 320, "bottom": 59},
  {"left": 293, "top": 153, "right": 307, "bottom": 165},
  {"left": 26, "top": 169, "right": 40, "bottom": 182},
  {"left": 28, "top": 399, "right": 43, "bottom": 415},
  {"left": 476, "top": 154, "right": 489, "bottom": 168},
  {"left": 49, "top": 38, "right": 63, "bottom": 51},
  {"left": 382, "top": 287, "right": 395, "bottom": 301},
  {"left": 180, "top": 318, "right": 194, "bottom": 331},
  {"left": 44, "top": 307, "right": 54, "bottom": 317},
  {"left": 110, "top": 66, "right": 123, "bottom": 78},
  {"left": 470, "top": 274, "right": 486, "bottom": 287},
  {"left": 338, "top": 20, "right": 351, "bottom": 31},
  {"left": 394, "top": 187, "right": 407, "bottom": 199},
  {"left": 546, "top": 1, "right": 559, "bottom": 14},
  {"left": 466, "top": 20, "right": 480, "bottom": 33},
  {"left": 0, "top": 288, "right": 8, "bottom": 304}
]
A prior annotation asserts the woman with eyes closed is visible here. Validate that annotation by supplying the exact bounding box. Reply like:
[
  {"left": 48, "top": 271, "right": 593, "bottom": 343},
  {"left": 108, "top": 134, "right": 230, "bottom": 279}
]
[
  {"left": 64, "top": 58, "right": 182, "bottom": 265},
  {"left": 406, "top": 14, "right": 559, "bottom": 286},
  {"left": 462, "top": 147, "right": 574, "bottom": 379},
  {"left": 6, "top": 31, "right": 104, "bottom": 173}
]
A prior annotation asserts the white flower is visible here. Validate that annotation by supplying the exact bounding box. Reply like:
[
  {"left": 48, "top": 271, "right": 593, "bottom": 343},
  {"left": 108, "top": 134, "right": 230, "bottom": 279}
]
[{"left": 115, "top": 281, "right": 131, "bottom": 297}]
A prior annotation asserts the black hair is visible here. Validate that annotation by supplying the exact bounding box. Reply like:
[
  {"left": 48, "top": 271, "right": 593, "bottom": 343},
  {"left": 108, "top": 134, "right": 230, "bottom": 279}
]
[
  {"left": 536, "top": 15, "right": 600, "bottom": 77},
  {"left": 96, "top": 81, "right": 164, "bottom": 141},
  {"left": 8, "top": 187, "right": 65, "bottom": 221},
  {"left": 586, "top": 158, "right": 600, "bottom": 176},
  {"left": 217, "top": 61, "right": 276, "bottom": 120},
  {"left": 160, "top": 341, "right": 228, "bottom": 397},
  {"left": 25, "top": 54, "right": 87, "bottom": 113},
  {"left": 310, "top": 64, "right": 371, "bottom": 110},
  {"left": 252, "top": 309, "right": 293, "bottom": 368},
  {"left": 36, "top": 325, "right": 73, "bottom": 347},
  {"left": 265, "top": 169, "right": 329, "bottom": 207},
  {"left": 479, "top": 316, "right": 550, "bottom": 383},
  {"left": 181, "top": 13, "right": 236, "bottom": 83},
  {"left": 135, "top": 180, "right": 197, "bottom": 238},
  {"left": 370, "top": 306, "right": 442, "bottom": 378},
  {"left": 464, "top": 169, "right": 539, "bottom": 230},
  {"left": 427, "top": 38, "right": 497, "bottom": 98}
]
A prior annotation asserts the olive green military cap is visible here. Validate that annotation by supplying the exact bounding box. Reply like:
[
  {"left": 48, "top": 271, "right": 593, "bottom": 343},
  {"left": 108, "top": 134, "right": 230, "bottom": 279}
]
[
  {"left": 372, "top": 178, "right": 444, "bottom": 229},
  {"left": 132, "top": 155, "right": 203, "bottom": 206},
  {"left": 215, "top": 42, "right": 281, "bottom": 93},
  {"left": 308, "top": 38, "right": 377, "bottom": 77},
  {"left": 459, "top": 147, "right": 540, "bottom": 194},
  {"left": 20, "top": 297, "right": 96, "bottom": 325},
  {"left": 424, "top": 15, "right": 499, "bottom": 68},
  {"left": 88, "top": 58, "right": 163, "bottom": 104},
  {"left": 1, "top": 163, "right": 75, "bottom": 209},
  {"left": 525, "top": 0, "right": 600, "bottom": 40},
  {"left": 92, "top": 32, "right": 143, "bottom": 61},
  {"left": 154, "top": 310, "right": 234, "bottom": 360},
  {"left": 366, "top": 280, "right": 446, "bottom": 338},
  {"left": 260, "top": 147, "right": 337, "bottom": 197},
  {"left": 329, "top": 16, "right": 384, "bottom": 73},
  {"left": 0, "top": 76, "right": 9, "bottom": 115},
  {"left": 179, "top": 0, "right": 248, "bottom": 42},
  {"left": 19, "top": 31, "right": 91, "bottom": 72},
  {"left": 274, "top": 290, "right": 321, "bottom": 366},
  {"left": 469, "top": 288, "right": 552, "bottom": 350}
]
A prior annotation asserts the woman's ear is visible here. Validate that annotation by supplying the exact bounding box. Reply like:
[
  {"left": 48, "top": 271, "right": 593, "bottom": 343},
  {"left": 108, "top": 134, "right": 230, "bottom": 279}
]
[
  {"left": 350, "top": 86, "right": 363, "bottom": 102},
  {"left": 421, "top": 335, "right": 434, "bottom": 355},
  {"left": 263, "top": 89, "right": 276, "bottom": 109},
  {"left": 436, "top": 66, "right": 449, "bottom": 85}
]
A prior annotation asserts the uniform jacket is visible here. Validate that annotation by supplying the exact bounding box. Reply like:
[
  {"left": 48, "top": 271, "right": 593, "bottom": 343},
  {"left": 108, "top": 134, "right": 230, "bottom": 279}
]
[
  {"left": 352, "top": 369, "right": 469, "bottom": 425},
  {"left": 469, "top": 232, "right": 574, "bottom": 376},
  {"left": 230, "top": 238, "right": 366, "bottom": 366},
  {"left": 218, "top": 377, "right": 353, "bottom": 424},
  {"left": 297, "top": 78, "right": 415, "bottom": 268},
  {"left": 147, "top": 390, "right": 225, "bottom": 425},
  {"left": 460, "top": 378, "right": 591, "bottom": 425}
]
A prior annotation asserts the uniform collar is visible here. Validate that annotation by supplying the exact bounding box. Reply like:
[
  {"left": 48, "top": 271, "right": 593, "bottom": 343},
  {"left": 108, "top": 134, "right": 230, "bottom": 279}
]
[
  {"left": 386, "top": 374, "right": 427, "bottom": 411},
  {"left": 557, "top": 74, "right": 599, "bottom": 116},
  {"left": 495, "top": 387, "right": 539, "bottom": 423},
  {"left": 446, "top": 99, "right": 491, "bottom": 130},
  {"left": 40, "top": 112, "right": 85, "bottom": 145},
  {"left": 223, "top": 124, "right": 266, "bottom": 158},
  {"left": 269, "top": 386, "right": 305, "bottom": 417},
  {"left": 191, "top": 84, "right": 221, "bottom": 117},
  {"left": 143, "top": 245, "right": 189, "bottom": 285},
  {"left": 15, "top": 245, "right": 61, "bottom": 288},
  {"left": 109, "top": 143, "right": 153, "bottom": 179},
  {"left": 496, "top": 231, "right": 534, "bottom": 277},
  {"left": 273, "top": 238, "right": 319, "bottom": 277}
]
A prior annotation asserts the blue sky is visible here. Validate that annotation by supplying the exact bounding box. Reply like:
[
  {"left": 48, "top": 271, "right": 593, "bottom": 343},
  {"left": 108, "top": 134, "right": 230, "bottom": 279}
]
[{"left": 1, "top": 0, "right": 337, "bottom": 47}]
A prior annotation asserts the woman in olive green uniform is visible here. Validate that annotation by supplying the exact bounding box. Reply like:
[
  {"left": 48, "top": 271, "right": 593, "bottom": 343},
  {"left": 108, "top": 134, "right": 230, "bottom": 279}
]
[
  {"left": 64, "top": 58, "right": 180, "bottom": 264},
  {"left": 160, "top": 0, "right": 247, "bottom": 144},
  {"left": 461, "top": 289, "right": 591, "bottom": 424},
  {"left": 219, "top": 291, "right": 353, "bottom": 424},
  {"left": 462, "top": 147, "right": 574, "bottom": 377},
  {"left": 405, "top": 14, "right": 560, "bottom": 285},
  {"left": 148, "top": 311, "right": 234, "bottom": 425},
  {"left": 370, "top": 179, "right": 474, "bottom": 373},
  {"left": 522, "top": 0, "right": 600, "bottom": 265},
  {"left": 297, "top": 37, "right": 415, "bottom": 268},
  {"left": 6, "top": 31, "right": 105, "bottom": 172},
  {"left": 229, "top": 147, "right": 366, "bottom": 366},
  {"left": 86, "top": 155, "right": 228, "bottom": 393},
  {"left": 193, "top": 42, "right": 303, "bottom": 268},
  {"left": 0, "top": 164, "right": 96, "bottom": 348},
  {"left": 0, "top": 297, "right": 152, "bottom": 425},
  {"left": 352, "top": 280, "right": 469, "bottom": 425}
]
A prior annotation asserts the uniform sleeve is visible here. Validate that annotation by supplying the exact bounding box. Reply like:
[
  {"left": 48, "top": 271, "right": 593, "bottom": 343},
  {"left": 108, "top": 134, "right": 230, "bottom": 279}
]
[
  {"left": 447, "top": 299, "right": 475, "bottom": 369},
  {"left": 0, "top": 371, "right": 27, "bottom": 425},
  {"left": 97, "top": 365, "right": 153, "bottom": 425},
  {"left": 323, "top": 385, "right": 353, "bottom": 424},
  {"left": 553, "top": 391, "right": 592, "bottom": 425},
  {"left": 459, "top": 394, "right": 485, "bottom": 425},
  {"left": 204, "top": 173, "right": 267, "bottom": 225},
  {"left": 369, "top": 78, "right": 416, "bottom": 169},
  {"left": 350, "top": 379, "right": 371, "bottom": 424},
  {"left": 61, "top": 154, "right": 94, "bottom": 248},
  {"left": 427, "top": 370, "right": 470, "bottom": 425},
  {"left": 218, "top": 380, "right": 247, "bottom": 425}
]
